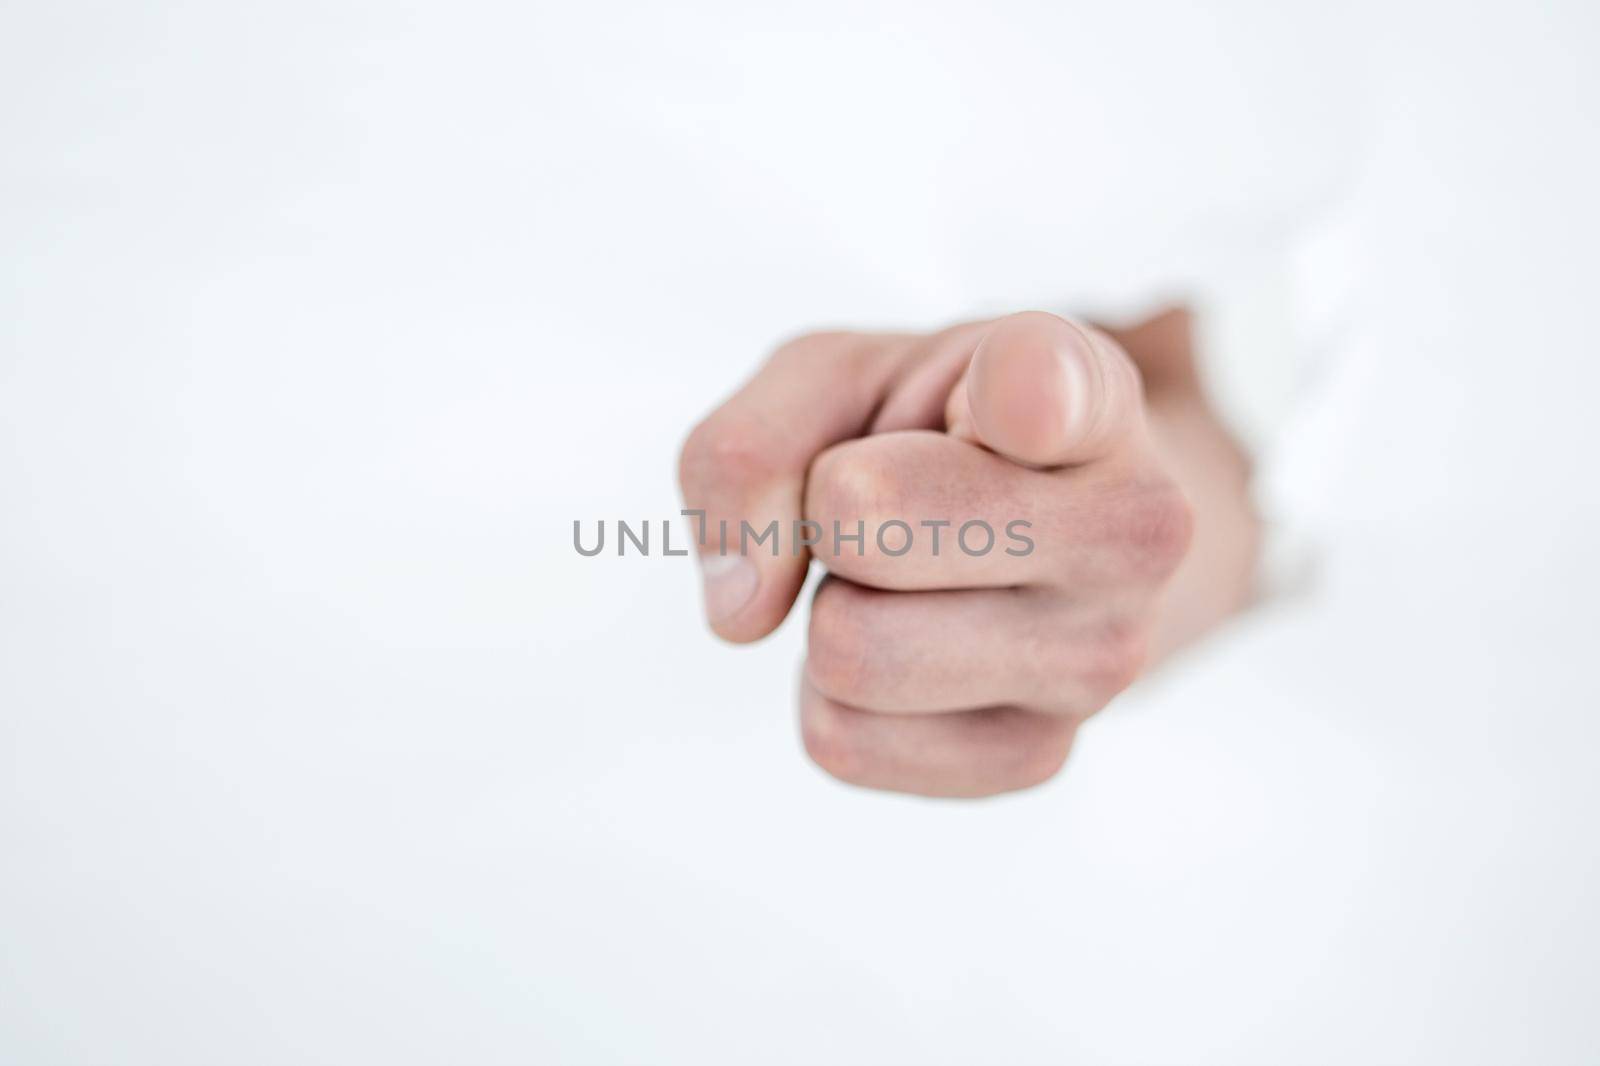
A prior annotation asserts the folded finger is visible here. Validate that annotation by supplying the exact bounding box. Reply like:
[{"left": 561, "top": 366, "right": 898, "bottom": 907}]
[
  {"left": 804, "top": 430, "right": 1191, "bottom": 592},
  {"left": 804, "top": 577, "right": 1146, "bottom": 715},
  {"left": 798, "top": 678, "right": 1077, "bottom": 798},
  {"left": 679, "top": 331, "right": 915, "bottom": 641}
]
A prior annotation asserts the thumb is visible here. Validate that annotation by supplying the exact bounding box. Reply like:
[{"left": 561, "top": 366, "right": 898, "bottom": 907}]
[{"left": 946, "top": 311, "right": 1145, "bottom": 468}]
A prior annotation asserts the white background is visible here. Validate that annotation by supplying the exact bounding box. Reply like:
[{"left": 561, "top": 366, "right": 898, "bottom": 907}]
[{"left": 3, "top": 1, "right": 1599, "bottom": 1062}]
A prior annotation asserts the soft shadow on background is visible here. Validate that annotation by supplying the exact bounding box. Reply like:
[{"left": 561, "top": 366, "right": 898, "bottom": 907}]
[{"left": 3, "top": 1, "right": 1598, "bottom": 1062}]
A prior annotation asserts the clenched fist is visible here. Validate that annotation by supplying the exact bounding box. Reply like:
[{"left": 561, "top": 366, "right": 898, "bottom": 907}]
[{"left": 680, "top": 310, "right": 1259, "bottom": 797}]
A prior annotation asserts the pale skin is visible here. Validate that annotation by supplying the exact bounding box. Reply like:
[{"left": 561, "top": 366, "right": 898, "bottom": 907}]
[{"left": 679, "top": 308, "right": 1261, "bottom": 798}]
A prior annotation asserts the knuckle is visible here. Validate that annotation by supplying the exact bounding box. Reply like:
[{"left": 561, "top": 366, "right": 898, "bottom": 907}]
[
  {"left": 800, "top": 699, "right": 859, "bottom": 782},
  {"left": 1033, "top": 615, "right": 1148, "bottom": 709},
  {"left": 1083, "top": 620, "right": 1149, "bottom": 697},
  {"left": 682, "top": 331, "right": 881, "bottom": 499},
  {"left": 678, "top": 412, "right": 784, "bottom": 496},
  {"left": 1013, "top": 720, "right": 1075, "bottom": 789},
  {"left": 1112, "top": 479, "right": 1194, "bottom": 579},
  {"left": 807, "top": 444, "right": 894, "bottom": 528}
]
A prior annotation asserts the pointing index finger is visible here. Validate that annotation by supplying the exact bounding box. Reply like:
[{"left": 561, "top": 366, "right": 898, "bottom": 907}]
[{"left": 947, "top": 311, "right": 1146, "bottom": 469}]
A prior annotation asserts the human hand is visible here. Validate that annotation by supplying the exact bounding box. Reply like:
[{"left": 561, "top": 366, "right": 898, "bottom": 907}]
[{"left": 679, "top": 310, "right": 1254, "bottom": 797}]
